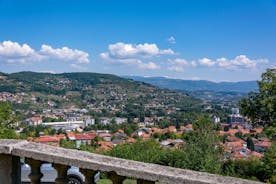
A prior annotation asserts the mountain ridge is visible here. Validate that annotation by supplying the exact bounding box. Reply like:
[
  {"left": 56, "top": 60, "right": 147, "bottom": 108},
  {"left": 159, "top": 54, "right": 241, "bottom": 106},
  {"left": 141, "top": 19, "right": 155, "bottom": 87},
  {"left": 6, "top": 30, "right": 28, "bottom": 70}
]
[{"left": 124, "top": 76, "right": 258, "bottom": 93}]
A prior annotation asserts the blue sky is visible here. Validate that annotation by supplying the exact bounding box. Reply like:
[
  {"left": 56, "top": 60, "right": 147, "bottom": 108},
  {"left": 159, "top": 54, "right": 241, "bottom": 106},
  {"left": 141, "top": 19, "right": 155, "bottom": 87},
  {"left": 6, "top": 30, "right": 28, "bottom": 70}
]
[{"left": 0, "top": 0, "right": 275, "bottom": 81}]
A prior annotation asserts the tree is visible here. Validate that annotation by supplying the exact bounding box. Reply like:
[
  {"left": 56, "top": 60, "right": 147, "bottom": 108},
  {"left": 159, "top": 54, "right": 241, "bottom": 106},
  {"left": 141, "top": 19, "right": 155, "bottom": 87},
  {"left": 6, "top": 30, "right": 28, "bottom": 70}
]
[
  {"left": 0, "top": 101, "right": 12, "bottom": 124},
  {"left": 246, "top": 137, "right": 255, "bottom": 151},
  {"left": 262, "top": 143, "right": 276, "bottom": 183},
  {"left": 235, "top": 131, "right": 243, "bottom": 139},
  {"left": 239, "top": 68, "right": 276, "bottom": 127},
  {"left": 60, "top": 139, "right": 76, "bottom": 149},
  {"left": 0, "top": 101, "right": 17, "bottom": 139},
  {"left": 181, "top": 116, "right": 223, "bottom": 174}
]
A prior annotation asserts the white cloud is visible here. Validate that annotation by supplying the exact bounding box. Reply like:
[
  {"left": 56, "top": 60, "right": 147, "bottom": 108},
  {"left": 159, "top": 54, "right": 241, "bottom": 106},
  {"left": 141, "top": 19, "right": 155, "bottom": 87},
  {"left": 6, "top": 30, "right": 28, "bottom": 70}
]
[
  {"left": 0, "top": 41, "right": 41, "bottom": 63},
  {"left": 159, "top": 48, "right": 175, "bottom": 55},
  {"left": 101, "top": 42, "right": 175, "bottom": 60},
  {"left": 0, "top": 40, "right": 90, "bottom": 64},
  {"left": 100, "top": 42, "right": 173, "bottom": 70},
  {"left": 40, "top": 45, "right": 90, "bottom": 63},
  {"left": 199, "top": 57, "right": 216, "bottom": 66},
  {"left": 198, "top": 55, "right": 269, "bottom": 70},
  {"left": 167, "top": 36, "right": 176, "bottom": 44},
  {"left": 101, "top": 54, "right": 160, "bottom": 70},
  {"left": 168, "top": 58, "right": 197, "bottom": 72},
  {"left": 137, "top": 61, "right": 160, "bottom": 70},
  {"left": 167, "top": 55, "right": 269, "bottom": 72}
]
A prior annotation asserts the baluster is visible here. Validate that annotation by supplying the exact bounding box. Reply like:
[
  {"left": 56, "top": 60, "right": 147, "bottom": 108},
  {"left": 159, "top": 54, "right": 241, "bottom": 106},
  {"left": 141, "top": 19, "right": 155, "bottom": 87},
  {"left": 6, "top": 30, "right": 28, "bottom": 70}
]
[
  {"left": 80, "top": 168, "right": 97, "bottom": 184},
  {"left": 107, "top": 171, "right": 125, "bottom": 184},
  {"left": 137, "top": 179, "right": 155, "bottom": 184},
  {"left": 25, "top": 158, "right": 43, "bottom": 184},
  {"left": 52, "top": 163, "right": 69, "bottom": 184}
]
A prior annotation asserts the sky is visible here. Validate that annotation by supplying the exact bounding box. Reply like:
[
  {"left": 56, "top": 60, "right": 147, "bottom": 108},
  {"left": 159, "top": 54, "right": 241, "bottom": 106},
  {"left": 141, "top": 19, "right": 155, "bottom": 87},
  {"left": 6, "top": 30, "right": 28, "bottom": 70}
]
[{"left": 0, "top": 0, "right": 275, "bottom": 82}]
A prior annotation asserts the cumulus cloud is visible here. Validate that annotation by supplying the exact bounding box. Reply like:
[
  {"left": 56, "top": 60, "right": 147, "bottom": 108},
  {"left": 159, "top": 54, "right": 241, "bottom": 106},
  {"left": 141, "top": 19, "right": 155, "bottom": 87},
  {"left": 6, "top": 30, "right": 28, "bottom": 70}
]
[
  {"left": 0, "top": 40, "right": 90, "bottom": 64},
  {"left": 0, "top": 41, "right": 41, "bottom": 63},
  {"left": 100, "top": 42, "right": 174, "bottom": 70},
  {"left": 199, "top": 57, "right": 216, "bottom": 66},
  {"left": 101, "top": 54, "right": 160, "bottom": 70},
  {"left": 167, "top": 36, "right": 176, "bottom": 44},
  {"left": 198, "top": 55, "right": 268, "bottom": 70},
  {"left": 40, "top": 44, "right": 90, "bottom": 63},
  {"left": 101, "top": 42, "right": 175, "bottom": 59},
  {"left": 168, "top": 58, "right": 197, "bottom": 72},
  {"left": 167, "top": 55, "right": 269, "bottom": 72}
]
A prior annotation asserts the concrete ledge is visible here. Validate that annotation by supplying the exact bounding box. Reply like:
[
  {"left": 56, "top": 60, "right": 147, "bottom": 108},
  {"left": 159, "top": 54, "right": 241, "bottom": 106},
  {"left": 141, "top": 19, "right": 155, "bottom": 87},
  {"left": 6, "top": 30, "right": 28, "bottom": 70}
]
[
  {"left": 0, "top": 139, "right": 262, "bottom": 184},
  {"left": 0, "top": 139, "right": 28, "bottom": 154}
]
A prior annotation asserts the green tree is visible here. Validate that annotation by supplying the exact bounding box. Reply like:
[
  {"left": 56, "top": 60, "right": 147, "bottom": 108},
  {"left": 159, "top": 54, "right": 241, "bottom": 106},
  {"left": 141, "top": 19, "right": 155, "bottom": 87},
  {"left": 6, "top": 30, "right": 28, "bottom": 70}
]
[
  {"left": 246, "top": 137, "right": 255, "bottom": 151},
  {"left": 0, "top": 101, "right": 12, "bottom": 123},
  {"left": 222, "top": 159, "right": 264, "bottom": 181},
  {"left": 181, "top": 116, "right": 223, "bottom": 174},
  {"left": 262, "top": 143, "right": 276, "bottom": 183},
  {"left": 239, "top": 68, "right": 276, "bottom": 127},
  {"left": 60, "top": 139, "right": 76, "bottom": 149},
  {"left": 235, "top": 131, "right": 243, "bottom": 139},
  {"left": 0, "top": 101, "right": 17, "bottom": 139}
]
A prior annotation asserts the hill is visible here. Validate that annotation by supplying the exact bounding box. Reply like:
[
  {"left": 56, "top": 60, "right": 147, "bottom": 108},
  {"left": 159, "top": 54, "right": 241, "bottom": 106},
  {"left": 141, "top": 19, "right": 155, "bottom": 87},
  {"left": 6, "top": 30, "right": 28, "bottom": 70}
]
[
  {"left": 125, "top": 76, "right": 258, "bottom": 93},
  {"left": 0, "top": 72, "right": 203, "bottom": 119}
]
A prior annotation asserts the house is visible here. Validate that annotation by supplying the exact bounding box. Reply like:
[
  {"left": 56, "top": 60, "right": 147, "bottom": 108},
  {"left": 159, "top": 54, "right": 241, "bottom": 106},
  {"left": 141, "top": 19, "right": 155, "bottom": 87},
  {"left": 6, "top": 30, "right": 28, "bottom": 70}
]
[
  {"left": 211, "top": 116, "right": 220, "bottom": 124},
  {"left": 27, "top": 116, "right": 43, "bottom": 126},
  {"left": 115, "top": 117, "right": 127, "bottom": 124},
  {"left": 99, "top": 117, "right": 112, "bottom": 125},
  {"left": 98, "top": 132, "right": 112, "bottom": 142},
  {"left": 112, "top": 139, "right": 125, "bottom": 146},
  {"left": 75, "top": 133, "right": 96, "bottom": 148},
  {"left": 84, "top": 118, "right": 95, "bottom": 126},
  {"left": 97, "top": 141, "right": 113, "bottom": 151},
  {"left": 227, "top": 108, "right": 245, "bottom": 125},
  {"left": 32, "top": 135, "right": 65, "bottom": 147},
  {"left": 254, "top": 138, "right": 272, "bottom": 152},
  {"left": 184, "top": 124, "right": 193, "bottom": 132},
  {"left": 66, "top": 131, "right": 76, "bottom": 141},
  {"left": 113, "top": 130, "right": 127, "bottom": 139},
  {"left": 126, "top": 137, "right": 136, "bottom": 143},
  {"left": 168, "top": 126, "right": 177, "bottom": 133}
]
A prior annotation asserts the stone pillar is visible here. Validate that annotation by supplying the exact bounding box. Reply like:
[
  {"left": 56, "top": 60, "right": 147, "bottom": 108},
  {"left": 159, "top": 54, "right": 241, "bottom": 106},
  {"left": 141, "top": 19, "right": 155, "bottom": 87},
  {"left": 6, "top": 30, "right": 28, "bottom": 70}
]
[
  {"left": 25, "top": 158, "right": 43, "bottom": 184},
  {"left": 0, "top": 154, "right": 21, "bottom": 184},
  {"left": 137, "top": 179, "right": 155, "bottom": 184},
  {"left": 80, "top": 168, "right": 97, "bottom": 184},
  {"left": 53, "top": 163, "right": 69, "bottom": 184},
  {"left": 107, "top": 171, "right": 125, "bottom": 184}
]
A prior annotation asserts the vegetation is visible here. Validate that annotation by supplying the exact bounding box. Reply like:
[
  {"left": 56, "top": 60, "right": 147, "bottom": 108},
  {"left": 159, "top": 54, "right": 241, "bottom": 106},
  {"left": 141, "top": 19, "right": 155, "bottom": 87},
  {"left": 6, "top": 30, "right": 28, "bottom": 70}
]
[
  {"left": 0, "top": 71, "right": 203, "bottom": 121},
  {"left": 182, "top": 116, "right": 223, "bottom": 174},
  {"left": 239, "top": 68, "right": 276, "bottom": 127},
  {"left": 0, "top": 101, "right": 17, "bottom": 139}
]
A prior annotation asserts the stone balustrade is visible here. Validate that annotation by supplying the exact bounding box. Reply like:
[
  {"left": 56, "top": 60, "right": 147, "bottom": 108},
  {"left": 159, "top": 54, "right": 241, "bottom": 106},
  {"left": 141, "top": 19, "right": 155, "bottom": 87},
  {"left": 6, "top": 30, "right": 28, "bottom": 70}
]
[{"left": 0, "top": 139, "right": 262, "bottom": 184}]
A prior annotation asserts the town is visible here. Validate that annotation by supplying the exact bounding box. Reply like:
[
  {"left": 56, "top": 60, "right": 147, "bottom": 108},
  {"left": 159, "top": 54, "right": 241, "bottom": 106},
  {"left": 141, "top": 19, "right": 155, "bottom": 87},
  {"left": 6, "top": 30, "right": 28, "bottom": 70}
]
[{"left": 0, "top": 88, "right": 272, "bottom": 160}]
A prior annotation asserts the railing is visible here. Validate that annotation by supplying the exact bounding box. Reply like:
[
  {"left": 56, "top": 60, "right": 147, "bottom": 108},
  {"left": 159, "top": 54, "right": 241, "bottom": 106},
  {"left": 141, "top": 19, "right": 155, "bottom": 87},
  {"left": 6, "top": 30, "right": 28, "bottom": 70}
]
[{"left": 0, "top": 139, "right": 261, "bottom": 184}]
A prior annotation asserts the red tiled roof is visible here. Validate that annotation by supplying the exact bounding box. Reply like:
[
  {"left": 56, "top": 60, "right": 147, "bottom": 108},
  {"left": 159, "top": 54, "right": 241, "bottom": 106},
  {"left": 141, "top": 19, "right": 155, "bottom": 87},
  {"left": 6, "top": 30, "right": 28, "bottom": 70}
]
[
  {"left": 226, "top": 140, "right": 245, "bottom": 148},
  {"left": 97, "top": 141, "right": 113, "bottom": 151},
  {"left": 75, "top": 134, "right": 95, "bottom": 140},
  {"left": 126, "top": 137, "right": 136, "bottom": 143},
  {"left": 33, "top": 136, "right": 59, "bottom": 143},
  {"left": 168, "top": 126, "right": 176, "bottom": 132},
  {"left": 117, "top": 129, "right": 124, "bottom": 134},
  {"left": 230, "top": 152, "right": 249, "bottom": 159},
  {"left": 250, "top": 151, "right": 263, "bottom": 158}
]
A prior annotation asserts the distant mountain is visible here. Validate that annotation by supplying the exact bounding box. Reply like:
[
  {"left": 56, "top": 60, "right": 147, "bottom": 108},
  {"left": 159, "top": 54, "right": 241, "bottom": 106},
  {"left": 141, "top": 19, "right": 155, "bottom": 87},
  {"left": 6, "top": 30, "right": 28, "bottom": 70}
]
[{"left": 124, "top": 76, "right": 258, "bottom": 93}]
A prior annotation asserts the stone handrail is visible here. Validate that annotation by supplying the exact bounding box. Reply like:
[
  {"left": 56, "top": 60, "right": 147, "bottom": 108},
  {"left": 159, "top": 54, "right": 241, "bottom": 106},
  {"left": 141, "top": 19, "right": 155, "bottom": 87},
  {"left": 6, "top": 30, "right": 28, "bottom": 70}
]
[{"left": 0, "top": 139, "right": 261, "bottom": 184}]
